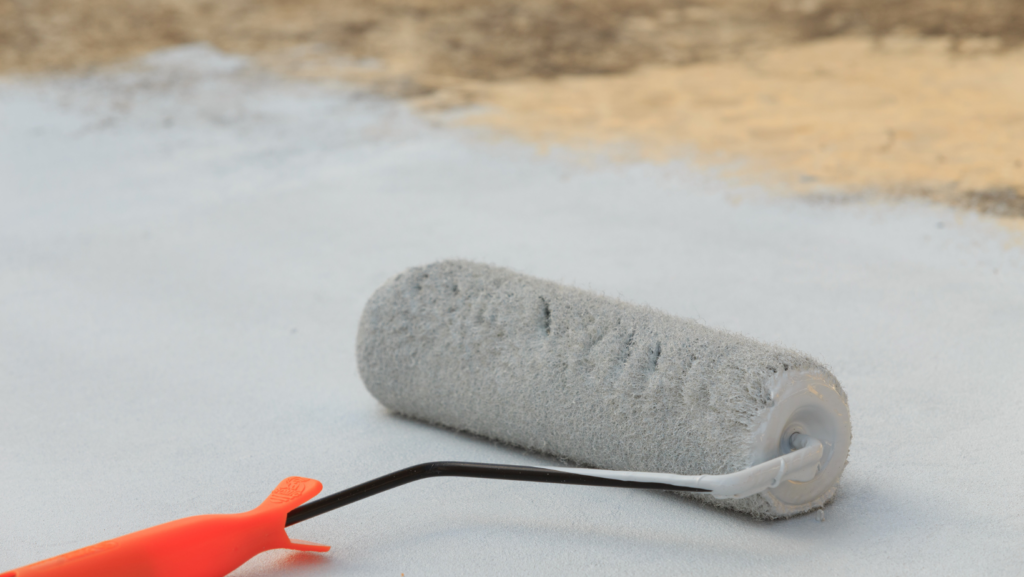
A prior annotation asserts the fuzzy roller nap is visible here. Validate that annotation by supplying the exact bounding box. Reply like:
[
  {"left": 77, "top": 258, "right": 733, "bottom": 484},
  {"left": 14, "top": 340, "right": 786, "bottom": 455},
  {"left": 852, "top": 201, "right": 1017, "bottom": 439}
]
[{"left": 357, "top": 260, "right": 851, "bottom": 518}]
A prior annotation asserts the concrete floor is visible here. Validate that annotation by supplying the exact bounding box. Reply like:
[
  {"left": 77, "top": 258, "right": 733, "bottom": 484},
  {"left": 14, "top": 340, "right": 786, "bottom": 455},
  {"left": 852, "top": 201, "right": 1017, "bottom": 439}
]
[{"left": 2, "top": 46, "right": 1022, "bottom": 576}]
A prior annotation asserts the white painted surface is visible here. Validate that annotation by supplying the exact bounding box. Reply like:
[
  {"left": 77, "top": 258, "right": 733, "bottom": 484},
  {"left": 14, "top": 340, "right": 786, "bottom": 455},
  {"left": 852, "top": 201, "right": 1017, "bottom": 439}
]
[{"left": 2, "top": 46, "right": 1023, "bottom": 576}]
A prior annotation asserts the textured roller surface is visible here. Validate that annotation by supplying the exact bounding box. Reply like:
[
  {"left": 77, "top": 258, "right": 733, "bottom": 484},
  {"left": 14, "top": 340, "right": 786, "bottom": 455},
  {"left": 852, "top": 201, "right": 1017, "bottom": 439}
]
[{"left": 357, "top": 260, "right": 849, "bottom": 518}]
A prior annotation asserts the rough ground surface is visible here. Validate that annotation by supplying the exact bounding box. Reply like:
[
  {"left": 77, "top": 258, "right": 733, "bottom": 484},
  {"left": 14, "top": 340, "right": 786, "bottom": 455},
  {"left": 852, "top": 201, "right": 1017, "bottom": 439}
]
[
  {"left": 4, "top": 0, "right": 1024, "bottom": 78},
  {"left": 1, "top": 47, "right": 1022, "bottom": 576},
  {"left": 2, "top": 0, "right": 1024, "bottom": 215}
]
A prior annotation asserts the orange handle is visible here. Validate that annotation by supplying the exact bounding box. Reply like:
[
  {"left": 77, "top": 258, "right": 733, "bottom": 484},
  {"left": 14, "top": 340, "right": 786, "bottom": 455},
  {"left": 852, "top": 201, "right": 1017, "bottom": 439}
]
[{"left": 3, "top": 477, "right": 330, "bottom": 577}]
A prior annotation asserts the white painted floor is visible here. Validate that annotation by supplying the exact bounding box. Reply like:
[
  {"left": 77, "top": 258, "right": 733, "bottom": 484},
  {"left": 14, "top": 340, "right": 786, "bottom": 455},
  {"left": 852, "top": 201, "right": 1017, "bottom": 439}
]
[{"left": 2, "top": 46, "right": 1022, "bottom": 576}]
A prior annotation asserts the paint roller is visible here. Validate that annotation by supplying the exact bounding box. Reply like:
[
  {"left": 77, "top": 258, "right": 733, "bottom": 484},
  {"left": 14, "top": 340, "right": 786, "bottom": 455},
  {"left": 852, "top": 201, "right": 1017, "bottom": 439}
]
[
  {"left": 357, "top": 260, "right": 852, "bottom": 518},
  {"left": 5, "top": 260, "right": 851, "bottom": 577}
]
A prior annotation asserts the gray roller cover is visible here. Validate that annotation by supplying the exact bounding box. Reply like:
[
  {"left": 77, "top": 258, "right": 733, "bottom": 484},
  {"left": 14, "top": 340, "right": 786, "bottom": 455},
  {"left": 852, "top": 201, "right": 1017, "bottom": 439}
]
[{"left": 357, "top": 260, "right": 849, "bottom": 518}]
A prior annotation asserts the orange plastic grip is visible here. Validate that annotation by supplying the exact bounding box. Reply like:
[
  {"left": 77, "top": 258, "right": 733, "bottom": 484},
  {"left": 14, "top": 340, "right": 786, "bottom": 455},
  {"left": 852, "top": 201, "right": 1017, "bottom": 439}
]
[{"left": 3, "top": 477, "right": 330, "bottom": 577}]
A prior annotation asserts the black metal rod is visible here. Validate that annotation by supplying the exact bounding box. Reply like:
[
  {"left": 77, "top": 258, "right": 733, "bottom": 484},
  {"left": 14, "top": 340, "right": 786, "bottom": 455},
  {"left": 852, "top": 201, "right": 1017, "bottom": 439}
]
[{"left": 286, "top": 461, "right": 708, "bottom": 526}]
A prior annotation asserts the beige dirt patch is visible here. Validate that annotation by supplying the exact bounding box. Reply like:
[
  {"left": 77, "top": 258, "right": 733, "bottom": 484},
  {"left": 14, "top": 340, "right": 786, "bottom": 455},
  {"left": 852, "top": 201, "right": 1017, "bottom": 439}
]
[{"left": 462, "top": 37, "right": 1024, "bottom": 217}]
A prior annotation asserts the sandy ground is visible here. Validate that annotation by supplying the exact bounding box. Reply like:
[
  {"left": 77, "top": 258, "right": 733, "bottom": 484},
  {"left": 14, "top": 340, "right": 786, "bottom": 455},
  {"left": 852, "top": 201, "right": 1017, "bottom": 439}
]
[
  {"left": 2, "top": 47, "right": 1023, "bottom": 576},
  {"left": 463, "top": 37, "right": 1024, "bottom": 214},
  {"left": 3, "top": 0, "right": 1024, "bottom": 215}
]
